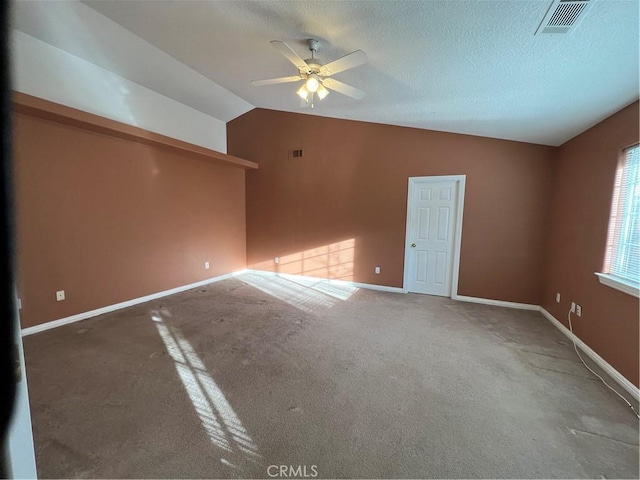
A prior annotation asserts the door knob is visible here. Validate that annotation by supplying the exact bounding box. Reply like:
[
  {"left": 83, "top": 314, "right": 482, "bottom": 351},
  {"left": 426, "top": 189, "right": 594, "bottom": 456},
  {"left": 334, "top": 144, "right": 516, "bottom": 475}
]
[{"left": 411, "top": 243, "right": 416, "bottom": 248}]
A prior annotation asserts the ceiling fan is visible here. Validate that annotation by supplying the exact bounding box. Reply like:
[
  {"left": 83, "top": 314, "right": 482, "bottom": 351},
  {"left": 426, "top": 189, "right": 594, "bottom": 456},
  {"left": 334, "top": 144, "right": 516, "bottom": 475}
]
[{"left": 251, "top": 39, "right": 368, "bottom": 108}]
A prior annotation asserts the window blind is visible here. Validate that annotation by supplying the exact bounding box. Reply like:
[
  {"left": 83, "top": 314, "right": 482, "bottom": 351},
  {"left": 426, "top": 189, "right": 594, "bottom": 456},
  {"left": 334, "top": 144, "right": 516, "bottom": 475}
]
[{"left": 606, "top": 144, "right": 640, "bottom": 285}]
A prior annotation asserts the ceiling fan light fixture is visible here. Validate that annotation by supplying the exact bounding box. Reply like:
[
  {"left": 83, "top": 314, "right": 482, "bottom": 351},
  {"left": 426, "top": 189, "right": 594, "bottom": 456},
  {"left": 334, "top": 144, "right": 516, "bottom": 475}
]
[
  {"left": 317, "top": 83, "right": 329, "bottom": 100},
  {"left": 253, "top": 40, "right": 368, "bottom": 106},
  {"left": 306, "top": 74, "right": 320, "bottom": 93},
  {"left": 297, "top": 84, "right": 309, "bottom": 100}
]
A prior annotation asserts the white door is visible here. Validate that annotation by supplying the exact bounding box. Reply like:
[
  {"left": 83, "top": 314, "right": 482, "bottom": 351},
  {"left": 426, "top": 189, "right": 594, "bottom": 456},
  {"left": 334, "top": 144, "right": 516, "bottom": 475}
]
[{"left": 405, "top": 178, "right": 461, "bottom": 296}]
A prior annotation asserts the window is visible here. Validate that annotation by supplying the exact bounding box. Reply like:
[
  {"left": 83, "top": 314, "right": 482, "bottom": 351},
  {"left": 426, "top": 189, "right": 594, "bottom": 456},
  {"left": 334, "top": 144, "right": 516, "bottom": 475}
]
[{"left": 598, "top": 144, "right": 640, "bottom": 297}]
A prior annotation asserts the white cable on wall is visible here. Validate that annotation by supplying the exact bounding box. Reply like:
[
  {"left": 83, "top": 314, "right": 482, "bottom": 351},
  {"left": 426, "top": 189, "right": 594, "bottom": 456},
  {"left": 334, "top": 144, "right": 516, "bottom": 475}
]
[{"left": 567, "top": 307, "right": 640, "bottom": 419}]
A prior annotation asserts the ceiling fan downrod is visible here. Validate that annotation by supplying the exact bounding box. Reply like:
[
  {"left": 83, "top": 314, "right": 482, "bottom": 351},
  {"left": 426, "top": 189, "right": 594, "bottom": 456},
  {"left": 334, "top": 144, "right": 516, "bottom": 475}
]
[{"left": 307, "top": 39, "right": 319, "bottom": 59}]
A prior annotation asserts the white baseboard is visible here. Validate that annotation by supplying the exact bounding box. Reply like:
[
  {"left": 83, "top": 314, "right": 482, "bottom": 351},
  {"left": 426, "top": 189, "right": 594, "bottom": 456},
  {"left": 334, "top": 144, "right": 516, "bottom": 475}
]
[
  {"left": 539, "top": 307, "right": 639, "bottom": 401},
  {"left": 21, "top": 270, "right": 247, "bottom": 336},
  {"left": 453, "top": 294, "right": 540, "bottom": 311},
  {"left": 244, "top": 269, "right": 404, "bottom": 294},
  {"left": 20, "top": 268, "right": 640, "bottom": 401},
  {"left": 349, "top": 281, "right": 404, "bottom": 294}
]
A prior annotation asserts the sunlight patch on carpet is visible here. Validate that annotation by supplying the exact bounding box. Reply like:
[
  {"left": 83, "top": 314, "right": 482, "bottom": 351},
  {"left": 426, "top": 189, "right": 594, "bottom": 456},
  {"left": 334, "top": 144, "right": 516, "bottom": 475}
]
[{"left": 152, "top": 310, "right": 261, "bottom": 467}]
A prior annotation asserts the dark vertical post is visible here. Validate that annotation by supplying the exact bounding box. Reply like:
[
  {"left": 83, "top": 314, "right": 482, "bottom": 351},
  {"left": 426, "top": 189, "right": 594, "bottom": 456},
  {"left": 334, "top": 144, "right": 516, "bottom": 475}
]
[{"left": 0, "top": 0, "right": 17, "bottom": 476}]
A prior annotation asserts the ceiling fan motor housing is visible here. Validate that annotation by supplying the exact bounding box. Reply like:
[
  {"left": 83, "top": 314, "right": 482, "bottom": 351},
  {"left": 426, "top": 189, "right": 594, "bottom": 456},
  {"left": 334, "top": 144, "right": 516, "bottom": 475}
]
[{"left": 304, "top": 58, "right": 323, "bottom": 72}]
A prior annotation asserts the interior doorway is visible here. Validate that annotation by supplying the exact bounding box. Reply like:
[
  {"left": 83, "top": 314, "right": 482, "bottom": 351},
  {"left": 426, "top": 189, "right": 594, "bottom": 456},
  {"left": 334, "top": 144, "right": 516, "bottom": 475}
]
[{"left": 403, "top": 175, "right": 465, "bottom": 297}]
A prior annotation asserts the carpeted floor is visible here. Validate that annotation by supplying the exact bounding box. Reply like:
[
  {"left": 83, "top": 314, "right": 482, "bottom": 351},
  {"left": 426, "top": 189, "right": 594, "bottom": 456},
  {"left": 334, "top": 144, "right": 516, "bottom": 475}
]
[{"left": 23, "top": 272, "right": 639, "bottom": 479}]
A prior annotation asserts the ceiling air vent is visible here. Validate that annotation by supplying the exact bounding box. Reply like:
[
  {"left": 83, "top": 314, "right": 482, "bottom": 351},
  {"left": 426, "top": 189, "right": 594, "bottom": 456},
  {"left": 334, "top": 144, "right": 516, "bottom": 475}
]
[{"left": 535, "top": 0, "right": 596, "bottom": 35}]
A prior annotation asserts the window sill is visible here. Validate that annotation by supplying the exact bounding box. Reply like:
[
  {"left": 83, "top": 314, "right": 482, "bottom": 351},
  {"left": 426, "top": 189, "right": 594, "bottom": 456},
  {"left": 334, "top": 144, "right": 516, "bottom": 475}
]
[{"left": 595, "top": 273, "right": 639, "bottom": 298}]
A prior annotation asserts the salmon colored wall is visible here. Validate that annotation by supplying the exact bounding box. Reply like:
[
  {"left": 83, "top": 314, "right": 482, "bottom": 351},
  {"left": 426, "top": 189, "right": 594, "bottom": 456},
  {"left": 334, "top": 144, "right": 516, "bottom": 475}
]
[
  {"left": 14, "top": 96, "right": 638, "bottom": 386},
  {"left": 228, "top": 109, "right": 556, "bottom": 305},
  {"left": 14, "top": 113, "right": 246, "bottom": 328},
  {"left": 543, "top": 101, "right": 639, "bottom": 387}
]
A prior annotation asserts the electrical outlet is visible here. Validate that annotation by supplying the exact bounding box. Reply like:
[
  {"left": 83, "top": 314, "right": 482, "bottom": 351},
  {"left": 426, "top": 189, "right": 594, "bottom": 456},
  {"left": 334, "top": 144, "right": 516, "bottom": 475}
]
[
  {"left": 275, "top": 257, "right": 280, "bottom": 264},
  {"left": 56, "top": 290, "right": 65, "bottom": 302},
  {"left": 570, "top": 302, "right": 576, "bottom": 313},
  {"left": 576, "top": 304, "right": 582, "bottom": 317},
  {"left": 556, "top": 293, "right": 560, "bottom": 303},
  {"left": 204, "top": 262, "right": 210, "bottom": 269},
  {"left": 375, "top": 266, "right": 381, "bottom": 274}
]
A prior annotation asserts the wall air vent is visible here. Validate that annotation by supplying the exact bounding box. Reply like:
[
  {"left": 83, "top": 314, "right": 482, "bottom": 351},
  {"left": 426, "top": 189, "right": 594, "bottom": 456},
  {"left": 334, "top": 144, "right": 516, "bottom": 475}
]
[
  {"left": 289, "top": 149, "right": 303, "bottom": 158},
  {"left": 535, "top": 0, "right": 596, "bottom": 35}
]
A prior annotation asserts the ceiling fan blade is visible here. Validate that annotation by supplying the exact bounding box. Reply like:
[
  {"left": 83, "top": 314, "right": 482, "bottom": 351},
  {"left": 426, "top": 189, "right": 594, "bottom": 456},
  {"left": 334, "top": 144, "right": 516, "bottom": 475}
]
[
  {"left": 319, "top": 50, "right": 368, "bottom": 76},
  {"left": 322, "top": 78, "right": 366, "bottom": 100},
  {"left": 271, "top": 41, "right": 310, "bottom": 73},
  {"left": 251, "top": 75, "right": 302, "bottom": 86}
]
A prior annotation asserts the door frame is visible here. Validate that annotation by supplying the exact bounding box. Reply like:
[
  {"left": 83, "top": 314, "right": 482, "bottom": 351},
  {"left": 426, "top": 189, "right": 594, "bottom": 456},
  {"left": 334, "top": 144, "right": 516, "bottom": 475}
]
[{"left": 402, "top": 175, "right": 466, "bottom": 297}]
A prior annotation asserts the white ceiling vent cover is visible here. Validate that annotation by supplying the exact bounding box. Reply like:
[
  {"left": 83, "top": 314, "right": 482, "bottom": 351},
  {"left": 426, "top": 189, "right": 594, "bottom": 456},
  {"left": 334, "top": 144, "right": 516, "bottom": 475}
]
[{"left": 535, "top": 0, "right": 596, "bottom": 35}]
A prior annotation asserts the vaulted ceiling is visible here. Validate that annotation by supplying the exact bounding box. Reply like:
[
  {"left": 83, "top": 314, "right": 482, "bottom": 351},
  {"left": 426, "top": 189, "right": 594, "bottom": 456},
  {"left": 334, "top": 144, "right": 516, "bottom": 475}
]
[{"left": 12, "top": 0, "right": 639, "bottom": 146}]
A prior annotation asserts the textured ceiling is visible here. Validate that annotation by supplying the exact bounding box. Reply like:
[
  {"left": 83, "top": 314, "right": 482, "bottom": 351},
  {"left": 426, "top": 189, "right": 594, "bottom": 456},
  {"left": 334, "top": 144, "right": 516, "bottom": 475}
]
[{"left": 13, "top": 0, "right": 640, "bottom": 146}]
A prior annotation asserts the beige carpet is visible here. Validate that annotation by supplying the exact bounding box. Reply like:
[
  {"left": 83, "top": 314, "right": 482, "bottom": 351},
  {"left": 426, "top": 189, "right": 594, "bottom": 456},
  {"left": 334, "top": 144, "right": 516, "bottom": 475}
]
[{"left": 23, "top": 272, "right": 639, "bottom": 478}]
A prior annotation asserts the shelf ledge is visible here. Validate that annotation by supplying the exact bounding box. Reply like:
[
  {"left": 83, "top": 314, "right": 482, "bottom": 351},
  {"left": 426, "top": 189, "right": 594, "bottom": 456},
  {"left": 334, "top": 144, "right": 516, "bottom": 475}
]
[{"left": 12, "top": 92, "right": 258, "bottom": 170}]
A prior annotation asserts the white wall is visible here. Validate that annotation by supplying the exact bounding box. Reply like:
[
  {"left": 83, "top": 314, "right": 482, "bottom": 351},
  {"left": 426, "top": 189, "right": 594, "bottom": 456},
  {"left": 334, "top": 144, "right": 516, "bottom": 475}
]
[
  {"left": 6, "top": 307, "right": 37, "bottom": 479},
  {"left": 11, "top": 30, "right": 228, "bottom": 153},
  {"left": 11, "top": 0, "right": 253, "bottom": 124}
]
